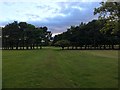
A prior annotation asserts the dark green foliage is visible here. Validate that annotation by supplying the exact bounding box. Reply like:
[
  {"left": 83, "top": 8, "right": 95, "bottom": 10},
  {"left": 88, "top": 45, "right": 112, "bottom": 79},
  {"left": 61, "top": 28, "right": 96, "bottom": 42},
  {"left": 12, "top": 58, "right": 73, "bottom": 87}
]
[
  {"left": 53, "top": 20, "right": 120, "bottom": 50},
  {"left": 53, "top": 1, "right": 120, "bottom": 50},
  {"left": 94, "top": 2, "right": 120, "bottom": 35},
  {"left": 2, "top": 21, "right": 52, "bottom": 50},
  {"left": 54, "top": 40, "right": 70, "bottom": 49}
]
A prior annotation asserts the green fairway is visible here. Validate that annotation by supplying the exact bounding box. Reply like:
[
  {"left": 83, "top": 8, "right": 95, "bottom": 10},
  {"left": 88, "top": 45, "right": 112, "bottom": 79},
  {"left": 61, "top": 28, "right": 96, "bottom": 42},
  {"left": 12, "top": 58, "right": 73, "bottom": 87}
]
[{"left": 2, "top": 47, "right": 118, "bottom": 88}]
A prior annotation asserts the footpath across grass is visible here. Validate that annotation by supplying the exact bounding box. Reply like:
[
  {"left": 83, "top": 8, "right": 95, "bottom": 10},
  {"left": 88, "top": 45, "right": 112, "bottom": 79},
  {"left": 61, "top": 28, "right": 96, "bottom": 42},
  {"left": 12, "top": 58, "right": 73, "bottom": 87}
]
[{"left": 2, "top": 47, "right": 118, "bottom": 88}]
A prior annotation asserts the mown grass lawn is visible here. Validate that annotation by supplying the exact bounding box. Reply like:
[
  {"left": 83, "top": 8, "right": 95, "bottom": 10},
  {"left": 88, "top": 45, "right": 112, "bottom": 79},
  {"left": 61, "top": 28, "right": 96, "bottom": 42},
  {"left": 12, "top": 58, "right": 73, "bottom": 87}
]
[{"left": 2, "top": 47, "right": 118, "bottom": 88}]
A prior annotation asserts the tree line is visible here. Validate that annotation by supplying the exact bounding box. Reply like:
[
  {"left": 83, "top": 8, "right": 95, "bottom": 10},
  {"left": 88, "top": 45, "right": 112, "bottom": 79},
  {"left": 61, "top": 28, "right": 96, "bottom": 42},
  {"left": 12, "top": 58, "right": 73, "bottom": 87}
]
[
  {"left": 1, "top": 1, "right": 120, "bottom": 50},
  {"left": 53, "top": 1, "right": 120, "bottom": 50},
  {"left": 53, "top": 19, "right": 120, "bottom": 50},
  {"left": 2, "top": 21, "right": 52, "bottom": 50}
]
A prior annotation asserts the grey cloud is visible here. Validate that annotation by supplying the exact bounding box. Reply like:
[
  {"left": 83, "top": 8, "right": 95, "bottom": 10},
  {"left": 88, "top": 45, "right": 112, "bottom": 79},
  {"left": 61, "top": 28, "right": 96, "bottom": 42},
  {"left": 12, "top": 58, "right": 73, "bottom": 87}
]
[
  {"left": 28, "top": 2, "right": 99, "bottom": 34},
  {"left": 0, "top": 2, "right": 100, "bottom": 34}
]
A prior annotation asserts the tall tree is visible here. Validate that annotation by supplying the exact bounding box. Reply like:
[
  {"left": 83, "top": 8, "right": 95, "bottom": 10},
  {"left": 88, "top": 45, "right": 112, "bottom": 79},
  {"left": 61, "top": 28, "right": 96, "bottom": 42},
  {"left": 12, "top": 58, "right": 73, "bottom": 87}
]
[
  {"left": 2, "top": 21, "right": 51, "bottom": 50},
  {"left": 94, "top": 1, "right": 120, "bottom": 35}
]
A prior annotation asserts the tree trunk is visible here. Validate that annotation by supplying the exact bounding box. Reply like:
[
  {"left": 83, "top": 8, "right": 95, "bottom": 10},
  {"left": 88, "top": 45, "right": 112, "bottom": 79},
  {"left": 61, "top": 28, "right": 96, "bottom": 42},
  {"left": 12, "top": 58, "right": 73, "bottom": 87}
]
[
  {"left": 40, "top": 45, "right": 42, "bottom": 49},
  {"left": 67, "top": 47, "right": 69, "bottom": 50},
  {"left": 80, "top": 46, "right": 82, "bottom": 50},
  {"left": 94, "top": 45, "right": 96, "bottom": 50},
  {"left": 90, "top": 45, "right": 92, "bottom": 50},
  {"left": 26, "top": 46, "right": 28, "bottom": 50},
  {"left": 72, "top": 46, "right": 74, "bottom": 50},
  {"left": 85, "top": 45, "right": 86, "bottom": 50},
  {"left": 33, "top": 44, "right": 35, "bottom": 49},
  {"left": 109, "top": 44, "right": 110, "bottom": 50},
  {"left": 75, "top": 46, "right": 77, "bottom": 50},
  {"left": 16, "top": 46, "right": 18, "bottom": 50},
  {"left": 99, "top": 45, "right": 101, "bottom": 50},
  {"left": 30, "top": 45, "right": 32, "bottom": 49},
  {"left": 23, "top": 46, "right": 24, "bottom": 50},
  {"left": 88, "top": 45, "right": 89, "bottom": 50},
  {"left": 104, "top": 44, "right": 106, "bottom": 50},
  {"left": 112, "top": 44, "right": 114, "bottom": 49},
  {"left": 11, "top": 46, "right": 13, "bottom": 50}
]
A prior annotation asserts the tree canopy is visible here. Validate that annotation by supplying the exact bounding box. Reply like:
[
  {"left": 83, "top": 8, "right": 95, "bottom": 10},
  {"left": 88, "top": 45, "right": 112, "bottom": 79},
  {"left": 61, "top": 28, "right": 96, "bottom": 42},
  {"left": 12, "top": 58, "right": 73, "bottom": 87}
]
[
  {"left": 94, "top": 1, "right": 120, "bottom": 35},
  {"left": 2, "top": 21, "right": 52, "bottom": 50},
  {"left": 53, "top": 19, "right": 120, "bottom": 50},
  {"left": 53, "top": 1, "right": 120, "bottom": 50},
  {"left": 1, "top": 1, "right": 120, "bottom": 50}
]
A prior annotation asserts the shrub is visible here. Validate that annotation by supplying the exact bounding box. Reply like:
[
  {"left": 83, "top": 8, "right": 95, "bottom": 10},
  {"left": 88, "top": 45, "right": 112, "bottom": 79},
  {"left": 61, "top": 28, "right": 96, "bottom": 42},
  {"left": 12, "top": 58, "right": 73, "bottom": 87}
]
[{"left": 54, "top": 40, "right": 70, "bottom": 49}]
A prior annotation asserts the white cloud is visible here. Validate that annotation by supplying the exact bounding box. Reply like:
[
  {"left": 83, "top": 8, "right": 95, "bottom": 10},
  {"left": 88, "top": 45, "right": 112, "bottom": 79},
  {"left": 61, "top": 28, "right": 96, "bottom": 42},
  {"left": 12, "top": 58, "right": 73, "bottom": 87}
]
[
  {"left": 0, "top": 2, "right": 100, "bottom": 34},
  {"left": 1, "top": 2, "right": 79, "bottom": 22},
  {"left": 71, "top": 6, "right": 85, "bottom": 11},
  {"left": 0, "top": 2, "right": 61, "bottom": 21}
]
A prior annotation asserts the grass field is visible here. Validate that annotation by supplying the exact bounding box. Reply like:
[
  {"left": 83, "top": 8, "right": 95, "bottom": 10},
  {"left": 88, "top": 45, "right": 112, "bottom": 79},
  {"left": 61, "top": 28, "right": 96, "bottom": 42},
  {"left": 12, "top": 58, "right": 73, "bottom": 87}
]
[{"left": 2, "top": 47, "right": 118, "bottom": 88}]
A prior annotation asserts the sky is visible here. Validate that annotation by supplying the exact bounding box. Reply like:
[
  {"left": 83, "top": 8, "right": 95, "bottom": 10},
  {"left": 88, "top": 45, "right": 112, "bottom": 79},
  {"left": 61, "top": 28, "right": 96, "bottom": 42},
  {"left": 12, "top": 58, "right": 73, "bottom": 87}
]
[{"left": 0, "top": 0, "right": 103, "bottom": 36}]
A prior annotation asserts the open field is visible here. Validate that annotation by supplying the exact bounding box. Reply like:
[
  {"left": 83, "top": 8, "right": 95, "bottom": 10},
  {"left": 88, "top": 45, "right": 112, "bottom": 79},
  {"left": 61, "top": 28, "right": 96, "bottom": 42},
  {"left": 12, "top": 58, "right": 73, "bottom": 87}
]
[{"left": 2, "top": 47, "right": 118, "bottom": 88}]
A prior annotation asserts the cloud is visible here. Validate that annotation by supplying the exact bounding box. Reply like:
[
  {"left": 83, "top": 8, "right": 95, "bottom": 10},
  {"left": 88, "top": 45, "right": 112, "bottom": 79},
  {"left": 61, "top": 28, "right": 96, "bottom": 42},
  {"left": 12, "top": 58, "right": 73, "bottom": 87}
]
[
  {"left": 27, "top": 2, "right": 99, "bottom": 33},
  {"left": 0, "top": 2, "right": 100, "bottom": 35}
]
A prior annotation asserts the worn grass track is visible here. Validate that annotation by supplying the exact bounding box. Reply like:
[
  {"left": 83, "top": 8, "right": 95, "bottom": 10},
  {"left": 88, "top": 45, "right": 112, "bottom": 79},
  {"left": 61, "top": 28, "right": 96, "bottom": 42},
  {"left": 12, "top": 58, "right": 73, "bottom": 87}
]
[{"left": 2, "top": 47, "right": 118, "bottom": 88}]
